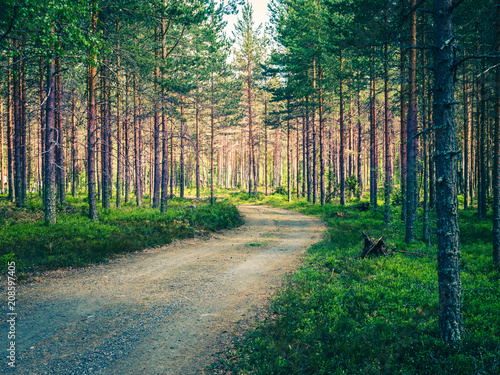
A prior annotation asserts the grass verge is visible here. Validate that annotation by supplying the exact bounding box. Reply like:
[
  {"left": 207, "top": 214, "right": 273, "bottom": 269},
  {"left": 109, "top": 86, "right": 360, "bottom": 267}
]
[
  {"left": 210, "top": 190, "right": 500, "bottom": 374},
  {"left": 0, "top": 195, "right": 243, "bottom": 276}
]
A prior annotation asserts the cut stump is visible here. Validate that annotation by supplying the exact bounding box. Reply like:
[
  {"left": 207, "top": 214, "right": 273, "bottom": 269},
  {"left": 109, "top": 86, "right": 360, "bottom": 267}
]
[{"left": 361, "top": 232, "right": 388, "bottom": 258}]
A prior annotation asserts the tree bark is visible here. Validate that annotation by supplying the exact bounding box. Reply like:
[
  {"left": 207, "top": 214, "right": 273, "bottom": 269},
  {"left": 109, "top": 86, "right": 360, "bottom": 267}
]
[
  {"left": 478, "top": 78, "right": 487, "bottom": 219},
  {"left": 384, "top": 40, "right": 391, "bottom": 227},
  {"left": 101, "top": 57, "right": 110, "bottom": 209},
  {"left": 369, "top": 54, "right": 378, "bottom": 211},
  {"left": 463, "top": 68, "right": 469, "bottom": 210},
  {"left": 357, "top": 88, "right": 363, "bottom": 198},
  {"left": 161, "top": 17, "right": 169, "bottom": 212},
  {"left": 195, "top": 97, "right": 200, "bottom": 199},
  {"left": 493, "top": 0, "right": 500, "bottom": 267},
  {"left": 55, "top": 56, "right": 65, "bottom": 205},
  {"left": 7, "top": 49, "right": 14, "bottom": 201},
  {"left": 340, "top": 52, "right": 346, "bottom": 206},
  {"left": 400, "top": 45, "right": 407, "bottom": 221},
  {"left": 406, "top": 0, "right": 418, "bottom": 244},
  {"left": 45, "top": 55, "right": 57, "bottom": 224},
  {"left": 432, "top": 0, "right": 464, "bottom": 343},
  {"left": 153, "top": 26, "right": 161, "bottom": 208},
  {"left": 133, "top": 75, "right": 142, "bottom": 206},
  {"left": 124, "top": 71, "right": 131, "bottom": 204},
  {"left": 180, "top": 96, "right": 185, "bottom": 199},
  {"left": 116, "top": 20, "right": 122, "bottom": 208},
  {"left": 71, "top": 89, "right": 77, "bottom": 197}
]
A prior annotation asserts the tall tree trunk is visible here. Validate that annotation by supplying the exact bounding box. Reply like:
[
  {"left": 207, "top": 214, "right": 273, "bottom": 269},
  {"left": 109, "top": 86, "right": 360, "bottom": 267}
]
[
  {"left": 87, "top": 9, "right": 98, "bottom": 221},
  {"left": 319, "top": 62, "right": 325, "bottom": 205},
  {"left": 493, "top": 0, "right": 500, "bottom": 267},
  {"left": 421, "top": 21, "right": 429, "bottom": 242},
  {"left": 312, "top": 60, "right": 317, "bottom": 204},
  {"left": 7, "top": 49, "right": 14, "bottom": 201},
  {"left": 161, "top": 17, "right": 169, "bottom": 212},
  {"left": 478, "top": 78, "right": 487, "bottom": 219},
  {"left": 369, "top": 54, "right": 378, "bottom": 211},
  {"left": 101, "top": 57, "right": 110, "bottom": 209},
  {"left": 400, "top": 45, "right": 407, "bottom": 221},
  {"left": 124, "top": 71, "right": 131, "bottom": 204},
  {"left": 45, "top": 54, "right": 57, "bottom": 224},
  {"left": 297, "top": 117, "right": 301, "bottom": 199},
  {"left": 116, "top": 20, "right": 122, "bottom": 208},
  {"left": 463, "top": 68, "right": 470, "bottom": 210},
  {"left": 153, "top": 26, "right": 161, "bottom": 208},
  {"left": 357, "top": 88, "right": 363, "bottom": 198},
  {"left": 13, "top": 40, "right": 24, "bottom": 207},
  {"left": 406, "top": 0, "right": 418, "bottom": 244},
  {"left": 134, "top": 75, "right": 142, "bottom": 206},
  {"left": 71, "top": 89, "right": 77, "bottom": 197},
  {"left": 195, "top": 97, "right": 200, "bottom": 199},
  {"left": 264, "top": 88, "right": 268, "bottom": 196},
  {"left": 339, "top": 52, "right": 346, "bottom": 206},
  {"left": 287, "top": 98, "right": 291, "bottom": 202},
  {"left": 384, "top": 41, "right": 391, "bottom": 227},
  {"left": 0, "top": 99, "right": 3, "bottom": 195},
  {"left": 247, "top": 49, "right": 254, "bottom": 196},
  {"left": 210, "top": 76, "right": 215, "bottom": 204},
  {"left": 55, "top": 56, "right": 65, "bottom": 205},
  {"left": 180, "top": 96, "right": 185, "bottom": 199},
  {"left": 170, "top": 117, "right": 174, "bottom": 199},
  {"left": 433, "top": 0, "right": 463, "bottom": 343}
]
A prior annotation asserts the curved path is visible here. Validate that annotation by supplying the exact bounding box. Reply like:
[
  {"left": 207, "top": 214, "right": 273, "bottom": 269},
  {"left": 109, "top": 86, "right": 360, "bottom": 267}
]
[{"left": 1, "top": 205, "right": 324, "bottom": 374}]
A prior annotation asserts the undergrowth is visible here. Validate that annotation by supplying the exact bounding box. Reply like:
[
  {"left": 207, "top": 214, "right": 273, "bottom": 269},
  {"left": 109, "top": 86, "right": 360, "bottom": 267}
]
[
  {"left": 0, "top": 195, "right": 243, "bottom": 274},
  {"left": 211, "top": 190, "right": 500, "bottom": 375}
]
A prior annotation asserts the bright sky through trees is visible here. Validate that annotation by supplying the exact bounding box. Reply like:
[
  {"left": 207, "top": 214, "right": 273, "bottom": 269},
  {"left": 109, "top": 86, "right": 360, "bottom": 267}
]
[{"left": 224, "top": 0, "right": 270, "bottom": 37}]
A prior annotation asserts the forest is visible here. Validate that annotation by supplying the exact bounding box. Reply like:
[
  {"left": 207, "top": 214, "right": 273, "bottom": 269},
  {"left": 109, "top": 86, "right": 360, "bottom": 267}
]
[{"left": 1, "top": 0, "right": 500, "bottom": 373}]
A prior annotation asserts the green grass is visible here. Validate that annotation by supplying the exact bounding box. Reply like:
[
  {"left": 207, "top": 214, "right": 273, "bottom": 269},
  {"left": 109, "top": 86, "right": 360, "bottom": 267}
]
[
  {"left": 0, "top": 194, "right": 243, "bottom": 274},
  {"left": 211, "top": 190, "right": 500, "bottom": 375}
]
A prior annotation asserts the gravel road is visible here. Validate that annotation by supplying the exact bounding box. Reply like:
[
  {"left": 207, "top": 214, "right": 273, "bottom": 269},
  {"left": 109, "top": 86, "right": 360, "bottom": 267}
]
[{"left": 1, "top": 205, "right": 324, "bottom": 374}]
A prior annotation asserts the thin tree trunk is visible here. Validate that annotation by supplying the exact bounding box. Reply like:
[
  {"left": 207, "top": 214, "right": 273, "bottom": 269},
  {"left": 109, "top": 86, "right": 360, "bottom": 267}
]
[
  {"left": 153, "top": 26, "right": 161, "bottom": 208},
  {"left": 101, "top": 58, "right": 110, "bottom": 209},
  {"left": 71, "top": 89, "right": 77, "bottom": 197},
  {"left": 116, "top": 20, "right": 122, "bottom": 208},
  {"left": 264, "top": 89, "right": 268, "bottom": 196},
  {"left": 55, "top": 56, "right": 65, "bottom": 205},
  {"left": 124, "top": 71, "right": 131, "bottom": 204},
  {"left": 421, "top": 22, "right": 429, "bottom": 241},
  {"left": 196, "top": 97, "right": 200, "bottom": 198},
  {"left": 312, "top": 60, "right": 317, "bottom": 203},
  {"left": 433, "top": 0, "right": 463, "bottom": 343},
  {"left": 45, "top": 54, "right": 57, "bottom": 224},
  {"left": 400, "top": 45, "right": 407, "bottom": 221},
  {"left": 161, "top": 17, "right": 169, "bottom": 212},
  {"left": 369, "top": 54, "right": 378, "bottom": 211},
  {"left": 384, "top": 40, "right": 391, "bottom": 227},
  {"left": 478, "top": 78, "right": 487, "bottom": 219},
  {"left": 88, "top": 10, "right": 98, "bottom": 221},
  {"left": 210, "top": 76, "right": 215, "bottom": 204},
  {"left": 463, "top": 68, "right": 469, "bottom": 210},
  {"left": 340, "top": 52, "right": 345, "bottom": 206},
  {"left": 134, "top": 75, "right": 142, "bottom": 206},
  {"left": 170, "top": 117, "right": 174, "bottom": 199},
  {"left": 287, "top": 98, "right": 291, "bottom": 202},
  {"left": 7, "top": 49, "right": 14, "bottom": 201},
  {"left": 180, "top": 96, "right": 185, "bottom": 199},
  {"left": 319, "top": 62, "right": 325, "bottom": 205},
  {"left": 357, "top": 88, "right": 363, "bottom": 198},
  {"left": 406, "top": 0, "right": 419, "bottom": 244},
  {"left": 493, "top": 0, "right": 500, "bottom": 266}
]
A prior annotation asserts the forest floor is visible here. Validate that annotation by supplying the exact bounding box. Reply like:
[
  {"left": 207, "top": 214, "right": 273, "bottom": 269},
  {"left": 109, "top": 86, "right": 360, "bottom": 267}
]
[{"left": 1, "top": 205, "right": 325, "bottom": 374}]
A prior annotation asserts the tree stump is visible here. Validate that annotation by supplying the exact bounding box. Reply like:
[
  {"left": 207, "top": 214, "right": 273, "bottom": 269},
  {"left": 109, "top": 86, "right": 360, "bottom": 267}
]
[{"left": 361, "top": 232, "right": 388, "bottom": 258}]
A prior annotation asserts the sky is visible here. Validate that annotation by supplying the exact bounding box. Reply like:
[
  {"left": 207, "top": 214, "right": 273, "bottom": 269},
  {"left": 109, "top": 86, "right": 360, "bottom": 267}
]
[{"left": 224, "top": 0, "right": 271, "bottom": 38}]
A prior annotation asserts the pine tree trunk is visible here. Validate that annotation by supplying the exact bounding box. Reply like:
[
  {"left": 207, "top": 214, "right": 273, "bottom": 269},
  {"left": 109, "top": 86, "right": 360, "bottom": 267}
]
[
  {"left": 406, "top": 0, "right": 418, "bottom": 244},
  {"left": 71, "top": 89, "right": 77, "bottom": 197},
  {"left": 463, "top": 69, "right": 469, "bottom": 210},
  {"left": 384, "top": 41, "right": 391, "bottom": 227},
  {"left": 87, "top": 10, "right": 99, "bottom": 221},
  {"left": 55, "top": 56, "right": 65, "bottom": 205},
  {"left": 116, "top": 20, "right": 122, "bottom": 208},
  {"left": 287, "top": 99, "right": 291, "bottom": 202},
  {"left": 1, "top": 99, "right": 4, "bottom": 195},
  {"left": 369, "top": 55, "right": 378, "bottom": 211},
  {"left": 211, "top": 77, "right": 215, "bottom": 204},
  {"left": 195, "top": 97, "right": 201, "bottom": 199},
  {"left": 357, "top": 89, "right": 363, "bottom": 198},
  {"left": 264, "top": 90, "right": 268, "bottom": 196},
  {"left": 296, "top": 117, "right": 301, "bottom": 199},
  {"left": 400, "top": 46, "right": 407, "bottom": 221},
  {"left": 101, "top": 58, "right": 110, "bottom": 209},
  {"left": 312, "top": 60, "right": 317, "bottom": 204},
  {"left": 134, "top": 75, "right": 142, "bottom": 206},
  {"left": 124, "top": 71, "right": 131, "bottom": 204},
  {"left": 45, "top": 55, "right": 57, "bottom": 224},
  {"left": 421, "top": 23, "right": 429, "bottom": 241},
  {"left": 161, "top": 17, "right": 169, "bottom": 212},
  {"left": 319, "top": 63, "right": 325, "bottom": 206},
  {"left": 7, "top": 50, "right": 15, "bottom": 202},
  {"left": 180, "top": 96, "right": 185, "bottom": 199},
  {"left": 153, "top": 26, "right": 161, "bottom": 208},
  {"left": 13, "top": 40, "right": 24, "bottom": 207},
  {"left": 433, "top": 0, "right": 463, "bottom": 343},
  {"left": 340, "top": 53, "right": 345, "bottom": 206},
  {"left": 493, "top": 0, "right": 500, "bottom": 267},
  {"left": 478, "top": 78, "right": 487, "bottom": 219}
]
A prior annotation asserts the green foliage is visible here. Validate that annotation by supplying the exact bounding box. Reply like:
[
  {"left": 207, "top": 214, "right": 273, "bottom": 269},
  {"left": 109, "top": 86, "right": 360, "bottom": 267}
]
[
  {"left": 0, "top": 197, "right": 242, "bottom": 274},
  {"left": 212, "top": 198, "right": 500, "bottom": 375}
]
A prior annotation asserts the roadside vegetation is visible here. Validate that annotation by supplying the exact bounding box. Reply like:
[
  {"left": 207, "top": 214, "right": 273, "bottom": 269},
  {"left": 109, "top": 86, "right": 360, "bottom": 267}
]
[
  {"left": 0, "top": 194, "right": 243, "bottom": 277},
  {"left": 211, "top": 189, "right": 500, "bottom": 375}
]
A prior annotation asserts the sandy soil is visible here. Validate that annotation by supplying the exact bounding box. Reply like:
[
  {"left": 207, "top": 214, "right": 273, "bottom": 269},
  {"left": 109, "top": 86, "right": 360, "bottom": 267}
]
[{"left": 1, "top": 205, "right": 324, "bottom": 375}]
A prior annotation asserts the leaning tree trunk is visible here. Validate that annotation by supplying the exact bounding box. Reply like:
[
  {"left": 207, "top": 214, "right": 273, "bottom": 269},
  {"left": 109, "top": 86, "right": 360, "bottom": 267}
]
[{"left": 432, "top": 0, "right": 463, "bottom": 343}]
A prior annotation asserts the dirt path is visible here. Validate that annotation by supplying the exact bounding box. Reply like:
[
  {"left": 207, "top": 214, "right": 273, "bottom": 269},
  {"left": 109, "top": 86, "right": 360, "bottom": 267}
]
[{"left": 1, "top": 205, "right": 324, "bottom": 375}]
